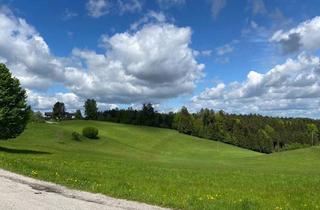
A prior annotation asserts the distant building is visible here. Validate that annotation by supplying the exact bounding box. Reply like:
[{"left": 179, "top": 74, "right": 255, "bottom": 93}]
[
  {"left": 44, "top": 112, "right": 76, "bottom": 120},
  {"left": 44, "top": 112, "right": 53, "bottom": 120},
  {"left": 65, "top": 112, "right": 76, "bottom": 119}
]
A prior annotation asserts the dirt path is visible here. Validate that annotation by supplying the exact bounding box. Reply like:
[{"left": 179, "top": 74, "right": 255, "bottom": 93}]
[{"left": 0, "top": 169, "right": 170, "bottom": 210}]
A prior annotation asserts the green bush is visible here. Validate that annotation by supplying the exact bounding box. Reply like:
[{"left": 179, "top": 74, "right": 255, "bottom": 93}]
[
  {"left": 71, "top": 131, "right": 81, "bottom": 141},
  {"left": 82, "top": 127, "right": 99, "bottom": 139},
  {"left": 283, "top": 143, "right": 309, "bottom": 151}
]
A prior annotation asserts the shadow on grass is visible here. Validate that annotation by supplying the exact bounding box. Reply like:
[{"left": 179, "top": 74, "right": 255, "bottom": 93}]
[{"left": 0, "top": 146, "right": 51, "bottom": 155}]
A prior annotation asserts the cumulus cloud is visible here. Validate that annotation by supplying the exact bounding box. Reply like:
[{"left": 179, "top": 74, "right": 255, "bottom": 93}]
[
  {"left": 68, "top": 23, "right": 204, "bottom": 103},
  {"left": 0, "top": 8, "right": 66, "bottom": 89},
  {"left": 195, "top": 83, "right": 225, "bottom": 100},
  {"left": 192, "top": 54, "right": 320, "bottom": 117},
  {"left": 271, "top": 16, "right": 320, "bottom": 53},
  {"left": 27, "top": 90, "right": 82, "bottom": 111},
  {"left": 211, "top": 0, "right": 227, "bottom": 18},
  {"left": 0, "top": 7, "right": 204, "bottom": 108},
  {"left": 27, "top": 90, "right": 120, "bottom": 112}
]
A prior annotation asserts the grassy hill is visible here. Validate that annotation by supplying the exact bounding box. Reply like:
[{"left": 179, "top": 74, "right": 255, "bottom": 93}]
[{"left": 0, "top": 121, "right": 319, "bottom": 210}]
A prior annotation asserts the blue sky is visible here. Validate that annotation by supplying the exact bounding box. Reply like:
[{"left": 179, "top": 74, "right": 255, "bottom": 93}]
[{"left": 1, "top": 0, "right": 320, "bottom": 117}]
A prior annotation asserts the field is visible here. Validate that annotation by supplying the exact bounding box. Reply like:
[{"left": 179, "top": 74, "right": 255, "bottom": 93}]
[{"left": 0, "top": 120, "right": 319, "bottom": 210}]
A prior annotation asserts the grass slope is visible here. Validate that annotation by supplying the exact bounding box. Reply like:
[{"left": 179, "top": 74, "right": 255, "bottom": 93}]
[{"left": 0, "top": 120, "right": 319, "bottom": 210}]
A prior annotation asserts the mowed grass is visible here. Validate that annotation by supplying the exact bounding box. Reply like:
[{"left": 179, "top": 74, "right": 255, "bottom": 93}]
[{"left": 0, "top": 121, "right": 320, "bottom": 210}]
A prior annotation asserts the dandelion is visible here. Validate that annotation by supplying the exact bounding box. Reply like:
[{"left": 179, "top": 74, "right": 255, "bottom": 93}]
[
  {"left": 31, "top": 170, "right": 38, "bottom": 176},
  {"left": 206, "top": 195, "right": 216, "bottom": 200}
]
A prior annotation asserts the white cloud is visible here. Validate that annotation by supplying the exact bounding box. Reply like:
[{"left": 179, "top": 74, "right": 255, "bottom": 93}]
[
  {"left": 86, "top": 0, "right": 142, "bottom": 17},
  {"left": 195, "top": 83, "right": 225, "bottom": 100},
  {"left": 68, "top": 23, "right": 204, "bottom": 103},
  {"left": 271, "top": 16, "right": 320, "bottom": 53},
  {"left": 0, "top": 8, "right": 66, "bottom": 89},
  {"left": 192, "top": 54, "right": 320, "bottom": 117},
  {"left": 130, "top": 11, "right": 166, "bottom": 30},
  {"left": 211, "top": 0, "right": 227, "bottom": 18},
  {"left": 216, "top": 44, "right": 234, "bottom": 55},
  {"left": 215, "top": 57, "right": 230, "bottom": 64},
  {"left": 214, "top": 42, "right": 236, "bottom": 64},
  {"left": 201, "top": 50, "right": 213, "bottom": 56},
  {"left": 27, "top": 90, "right": 82, "bottom": 111},
  {"left": 118, "top": 0, "right": 142, "bottom": 14},
  {"left": 86, "top": 0, "right": 109, "bottom": 18},
  {"left": 27, "top": 90, "right": 120, "bottom": 112},
  {"left": 193, "top": 49, "right": 212, "bottom": 57},
  {"left": 156, "top": 0, "right": 185, "bottom": 9},
  {"left": 98, "top": 103, "right": 118, "bottom": 111},
  {"left": 61, "top": 9, "right": 78, "bottom": 20},
  {"left": 248, "top": 0, "right": 267, "bottom": 15},
  {"left": 0, "top": 8, "right": 204, "bottom": 108}
]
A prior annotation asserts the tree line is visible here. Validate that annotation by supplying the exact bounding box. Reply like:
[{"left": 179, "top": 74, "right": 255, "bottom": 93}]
[
  {"left": 173, "top": 107, "right": 319, "bottom": 153},
  {"left": 44, "top": 98, "right": 320, "bottom": 154},
  {"left": 96, "top": 103, "right": 174, "bottom": 128}
]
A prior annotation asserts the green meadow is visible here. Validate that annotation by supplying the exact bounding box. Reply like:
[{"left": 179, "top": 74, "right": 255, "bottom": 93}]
[{"left": 0, "top": 120, "right": 319, "bottom": 210}]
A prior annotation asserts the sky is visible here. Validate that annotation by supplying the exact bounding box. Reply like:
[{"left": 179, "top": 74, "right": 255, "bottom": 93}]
[{"left": 1, "top": 0, "right": 320, "bottom": 118}]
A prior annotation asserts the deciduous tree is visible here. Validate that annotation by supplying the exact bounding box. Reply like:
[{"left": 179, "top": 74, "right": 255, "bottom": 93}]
[
  {"left": 75, "top": 109, "right": 83, "bottom": 120},
  {"left": 53, "top": 102, "right": 65, "bottom": 121},
  {"left": 175, "top": 106, "right": 193, "bottom": 135},
  {"left": 307, "top": 123, "right": 318, "bottom": 146},
  {"left": 84, "top": 99, "right": 98, "bottom": 120}
]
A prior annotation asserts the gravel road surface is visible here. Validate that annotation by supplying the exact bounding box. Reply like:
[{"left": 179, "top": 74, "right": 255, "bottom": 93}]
[{"left": 0, "top": 169, "right": 170, "bottom": 210}]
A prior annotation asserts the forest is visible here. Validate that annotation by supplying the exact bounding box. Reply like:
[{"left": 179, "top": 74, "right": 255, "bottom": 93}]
[{"left": 94, "top": 103, "right": 320, "bottom": 153}]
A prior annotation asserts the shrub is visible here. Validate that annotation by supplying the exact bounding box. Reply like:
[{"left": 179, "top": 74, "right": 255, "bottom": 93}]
[
  {"left": 82, "top": 127, "right": 99, "bottom": 139},
  {"left": 71, "top": 131, "right": 81, "bottom": 141},
  {"left": 283, "top": 143, "right": 309, "bottom": 151}
]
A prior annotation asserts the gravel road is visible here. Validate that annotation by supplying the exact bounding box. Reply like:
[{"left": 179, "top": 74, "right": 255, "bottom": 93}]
[{"left": 0, "top": 169, "right": 170, "bottom": 210}]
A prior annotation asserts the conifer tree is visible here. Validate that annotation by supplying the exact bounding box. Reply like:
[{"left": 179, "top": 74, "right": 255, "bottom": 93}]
[{"left": 0, "top": 64, "right": 30, "bottom": 139}]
